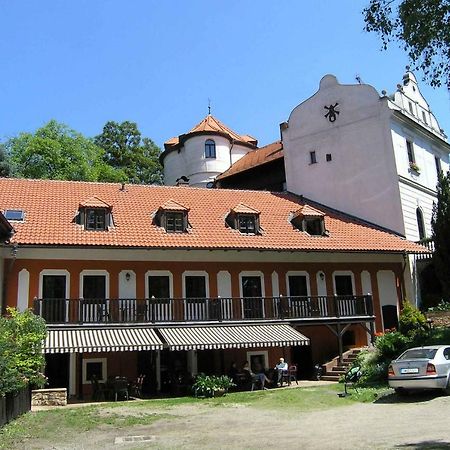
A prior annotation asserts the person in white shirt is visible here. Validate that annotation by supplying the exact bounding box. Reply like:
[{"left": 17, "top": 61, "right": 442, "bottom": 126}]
[{"left": 274, "top": 357, "right": 288, "bottom": 385}]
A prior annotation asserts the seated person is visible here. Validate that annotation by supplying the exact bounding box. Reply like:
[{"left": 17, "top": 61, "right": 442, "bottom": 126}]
[
  {"left": 274, "top": 357, "right": 288, "bottom": 385},
  {"left": 228, "top": 361, "right": 239, "bottom": 384},
  {"left": 242, "top": 361, "right": 270, "bottom": 390}
]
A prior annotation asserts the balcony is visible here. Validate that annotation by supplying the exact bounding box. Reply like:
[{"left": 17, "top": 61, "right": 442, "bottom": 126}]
[{"left": 33, "top": 295, "right": 374, "bottom": 325}]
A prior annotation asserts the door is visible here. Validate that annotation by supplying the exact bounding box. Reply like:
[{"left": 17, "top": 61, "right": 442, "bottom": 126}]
[
  {"left": 185, "top": 276, "right": 207, "bottom": 320},
  {"left": 82, "top": 275, "right": 107, "bottom": 322},
  {"left": 45, "top": 354, "right": 70, "bottom": 389},
  {"left": 288, "top": 275, "right": 309, "bottom": 317},
  {"left": 42, "top": 275, "right": 67, "bottom": 323},
  {"left": 334, "top": 274, "right": 355, "bottom": 316},
  {"left": 242, "top": 276, "right": 263, "bottom": 318},
  {"left": 148, "top": 275, "right": 171, "bottom": 321}
]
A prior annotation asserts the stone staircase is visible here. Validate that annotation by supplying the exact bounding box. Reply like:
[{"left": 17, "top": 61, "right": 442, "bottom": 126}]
[{"left": 320, "top": 348, "right": 363, "bottom": 382}]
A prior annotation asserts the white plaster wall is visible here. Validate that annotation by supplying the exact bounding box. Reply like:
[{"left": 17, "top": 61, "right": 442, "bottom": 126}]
[
  {"left": 361, "top": 271, "right": 372, "bottom": 296},
  {"left": 376, "top": 270, "right": 398, "bottom": 329},
  {"left": 316, "top": 271, "right": 327, "bottom": 296},
  {"left": 118, "top": 270, "right": 136, "bottom": 298},
  {"left": 163, "top": 136, "right": 252, "bottom": 187},
  {"left": 271, "top": 271, "right": 279, "bottom": 297},
  {"left": 217, "top": 271, "right": 232, "bottom": 298},
  {"left": 283, "top": 75, "right": 405, "bottom": 235},
  {"left": 17, "top": 268, "right": 30, "bottom": 311},
  {"left": 398, "top": 181, "right": 436, "bottom": 241}
]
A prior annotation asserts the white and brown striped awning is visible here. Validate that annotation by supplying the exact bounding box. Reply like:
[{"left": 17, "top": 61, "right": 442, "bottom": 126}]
[
  {"left": 43, "top": 327, "right": 163, "bottom": 353},
  {"left": 158, "top": 324, "right": 310, "bottom": 351}
]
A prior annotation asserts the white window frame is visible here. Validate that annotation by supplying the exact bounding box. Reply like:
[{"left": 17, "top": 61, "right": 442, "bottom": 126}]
[
  {"left": 285, "top": 271, "right": 311, "bottom": 297},
  {"left": 79, "top": 270, "right": 110, "bottom": 298},
  {"left": 182, "top": 271, "right": 209, "bottom": 298},
  {"left": 239, "top": 271, "right": 265, "bottom": 319},
  {"left": 246, "top": 350, "right": 269, "bottom": 371},
  {"left": 332, "top": 271, "right": 355, "bottom": 295},
  {"left": 145, "top": 270, "right": 174, "bottom": 298},
  {"left": 38, "top": 269, "right": 71, "bottom": 321},
  {"left": 82, "top": 357, "right": 107, "bottom": 384}
]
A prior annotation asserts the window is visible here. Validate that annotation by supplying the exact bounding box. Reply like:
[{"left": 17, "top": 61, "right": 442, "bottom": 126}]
[
  {"left": 85, "top": 208, "right": 106, "bottom": 231},
  {"left": 309, "top": 151, "right": 317, "bottom": 164},
  {"left": 238, "top": 214, "right": 256, "bottom": 234},
  {"left": 241, "top": 275, "right": 264, "bottom": 318},
  {"left": 334, "top": 274, "right": 354, "bottom": 296},
  {"left": 435, "top": 156, "right": 442, "bottom": 177},
  {"left": 205, "top": 139, "right": 216, "bottom": 158},
  {"left": 408, "top": 102, "right": 414, "bottom": 115},
  {"left": 326, "top": 153, "right": 332, "bottom": 162},
  {"left": 165, "top": 212, "right": 184, "bottom": 233},
  {"left": 406, "top": 140, "right": 415, "bottom": 164},
  {"left": 422, "top": 111, "right": 428, "bottom": 124},
  {"left": 416, "top": 208, "right": 426, "bottom": 240},
  {"left": 4, "top": 209, "right": 24, "bottom": 221},
  {"left": 288, "top": 275, "right": 308, "bottom": 297},
  {"left": 82, "top": 358, "right": 107, "bottom": 384},
  {"left": 305, "top": 218, "right": 323, "bottom": 235}
]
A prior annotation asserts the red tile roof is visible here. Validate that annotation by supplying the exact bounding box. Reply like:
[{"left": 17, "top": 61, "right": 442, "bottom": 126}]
[
  {"left": 159, "top": 199, "right": 189, "bottom": 212},
  {"left": 231, "top": 203, "right": 260, "bottom": 215},
  {"left": 0, "top": 178, "right": 427, "bottom": 253},
  {"left": 292, "top": 205, "right": 325, "bottom": 219},
  {"left": 216, "top": 141, "right": 284, "bottom": 180},
  {"left": 79, "top": 196, "right": 112, "bottom": 209},
  {"left": 163, "top": 115, "right": 257, "bottom": 155}
]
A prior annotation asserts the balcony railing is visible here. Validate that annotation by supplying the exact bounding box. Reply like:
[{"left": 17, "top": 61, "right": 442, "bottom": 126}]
[{"left": 33, "top": 295, "right": 374, "bottom": 325}]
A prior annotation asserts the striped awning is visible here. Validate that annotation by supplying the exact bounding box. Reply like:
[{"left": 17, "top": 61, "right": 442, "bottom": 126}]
[
  {"left": 158, "top": 324, "right": 310, "bottom": 351},
  {"left": 43, "top": 327, "right": 163, "bottom": 353}
]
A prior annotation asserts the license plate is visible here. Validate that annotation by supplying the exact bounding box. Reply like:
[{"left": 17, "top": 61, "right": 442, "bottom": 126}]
[{"left": 400, "top": 368, "right": 419, "bottom": 374}]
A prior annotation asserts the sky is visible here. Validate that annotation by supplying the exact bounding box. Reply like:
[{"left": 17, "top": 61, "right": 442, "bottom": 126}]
[{"left": 1, "top": 0, "right": 449, "bottom": 149}]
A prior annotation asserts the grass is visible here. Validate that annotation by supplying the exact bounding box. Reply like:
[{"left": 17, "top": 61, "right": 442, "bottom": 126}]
[{"left": 0, "top": 383, "right": 391, "bottom": 449}]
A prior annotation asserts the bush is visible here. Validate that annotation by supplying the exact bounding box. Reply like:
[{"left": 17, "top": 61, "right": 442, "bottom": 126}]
[
  {"left": 0, "top": 308, "right": 47, "bottom": 396},
  {"left": 192, "top": 374, "right": 235, "bottom": 398},
  {"left": 398, "top": 301, "right": 427, "bottom": 339},
  {"left": 428, "top": 300, "right": 450, "bottom": 312}
]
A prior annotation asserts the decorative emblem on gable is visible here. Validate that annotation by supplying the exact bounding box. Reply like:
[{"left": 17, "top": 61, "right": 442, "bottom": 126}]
[{"left": 324, "top": 103, "right": 339, "bottom": 122}]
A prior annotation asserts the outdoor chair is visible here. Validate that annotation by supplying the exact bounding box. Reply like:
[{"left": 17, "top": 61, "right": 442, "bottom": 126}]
[
  {"left": 131, "top": 374, "right": 145, "bottom": 398},
  {"left": 288, "top": 365, "right": 298, "bottom": 385},
  {"left": 280, "top": 370, "right": 290, "bottom": 386},
  {"left": 113, "top": 377, "right": 129, "bottom": 401}
]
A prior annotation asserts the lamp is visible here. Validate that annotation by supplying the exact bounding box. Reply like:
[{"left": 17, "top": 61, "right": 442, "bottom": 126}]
[{"left": 125, "top": 272, "right": 131, "bottom": 282}]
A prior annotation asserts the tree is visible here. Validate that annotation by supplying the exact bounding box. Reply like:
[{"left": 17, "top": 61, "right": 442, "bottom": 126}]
[
  {"left": 431, "top": 170, "right": 450, "bottom": 299},
  {"left": 95, "top": 121, "right": 163, "bottom": 185},
  {"left": 0, "top": 144, "right": 11, "bottom": 177},
  {"left": 0, "top": 308, "right": 47, "bottom": 395},
  {"left": 363, "top": 0, "right": 450, "bottom": 88},
  {"left": 5, "top": 120, "right": 126, "bottom": 182}
]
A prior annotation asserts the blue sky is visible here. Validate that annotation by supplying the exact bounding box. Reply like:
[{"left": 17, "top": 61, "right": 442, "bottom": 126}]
[{"left": 1, "top": 1, "right": 449, "bottom": 149}]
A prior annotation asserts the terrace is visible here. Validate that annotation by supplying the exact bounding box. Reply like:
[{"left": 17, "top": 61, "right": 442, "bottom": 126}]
[{"left": 33, "top": 295, "right": 374, "bottom": 325}]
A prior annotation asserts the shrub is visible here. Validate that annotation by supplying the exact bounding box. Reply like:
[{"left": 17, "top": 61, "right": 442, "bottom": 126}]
[
  {"left": 398, "top": 301, "right": 427, "bottom": 339},
  {"left": 428, "top": 300, "right": 450, "bottom": 312},
  {"left": 0, "top": 308, "right": 47, "bottom": 396},
  {"left": 192, "top": 374, "right": 235, "bottom": 398}
]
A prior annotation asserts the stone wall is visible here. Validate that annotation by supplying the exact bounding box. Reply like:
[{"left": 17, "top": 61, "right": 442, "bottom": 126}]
[
  {"left": 426, "top": 312, "right": 450, "bottom": 328},
  {"left": 31, "top": 388, "right": 67, "bottom": 407}
]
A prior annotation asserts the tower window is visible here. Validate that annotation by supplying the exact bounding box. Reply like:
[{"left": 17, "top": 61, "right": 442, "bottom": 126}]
[
  {"left": 435, "top": 156, "right": 442, "bottom": 177},
  {"left": 205, "top": 139, "right": 216, "bottom": 158},
  {"left": 416, "top": 208, "right": 426, "bottom": 240},
  {"left": 309, "top": 151, "right": 317, "bottom": 164},
  {"left": 406, "top": 140, "right": 415, "bottom": 164}
]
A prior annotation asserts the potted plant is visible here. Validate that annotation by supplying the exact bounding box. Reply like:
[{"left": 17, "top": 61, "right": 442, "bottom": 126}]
[
  {"left": 409, "top": 162, "right": 421, "bottom": 174},
  {"left": 192, "top": 374, "right": 235, "bottom": 398}
]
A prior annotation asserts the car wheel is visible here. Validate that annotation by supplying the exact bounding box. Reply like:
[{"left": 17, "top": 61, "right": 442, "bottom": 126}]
[
  {"left": 395, "top": 388, "right": 409, "bottom": 396},
  {"left": 442, "top": 379, "right": 450, "bottom": 396}
]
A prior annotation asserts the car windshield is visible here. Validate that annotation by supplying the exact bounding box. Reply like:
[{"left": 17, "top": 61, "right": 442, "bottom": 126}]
[{"left": 398, "top": 349, "right": 438, "bottom": 360}]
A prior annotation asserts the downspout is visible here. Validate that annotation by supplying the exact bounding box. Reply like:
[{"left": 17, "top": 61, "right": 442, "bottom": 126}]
[
  {"left": 1, "top": 242, "right": 18, "bottom": 315},
  {"left": 229, "top": 139, "right": 235, "bottom": 167}
]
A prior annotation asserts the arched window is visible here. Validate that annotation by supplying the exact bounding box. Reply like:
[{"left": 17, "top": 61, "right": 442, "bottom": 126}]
[
  {"left": 416, "top": 208, "right": 426, "bottom": 240},
  {"left": 205, "top": 139, "right": 216, "bottom": 158}
]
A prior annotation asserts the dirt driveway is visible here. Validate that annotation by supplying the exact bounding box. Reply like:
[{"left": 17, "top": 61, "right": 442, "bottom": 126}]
[{"left": 29, "top": 389, "right": 450, "bottom": 450}]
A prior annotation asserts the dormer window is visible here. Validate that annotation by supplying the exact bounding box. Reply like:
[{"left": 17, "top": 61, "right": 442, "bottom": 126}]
[
  {"left": 291, "top": 205, "right": 326, "bottom": 236},
  {"left": 205, "top": 139, "right": 216, "bottom": 158},
  {"left": 78, "top": 197, "right": 112, "bottom": 231},
  {"left": 154, "top": 199, "right": 189, "bottom": 233},
  {"left": 226, "top": 203, "right": 261, "bottom": 235},
  {"left": 86, "top": 208, "right": 106, "bottom": 231}
]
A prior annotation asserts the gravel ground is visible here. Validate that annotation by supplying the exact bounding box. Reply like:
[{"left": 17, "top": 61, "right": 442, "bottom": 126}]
[{"left": 28, "top": 387, "right": 450, "bottom": 450}]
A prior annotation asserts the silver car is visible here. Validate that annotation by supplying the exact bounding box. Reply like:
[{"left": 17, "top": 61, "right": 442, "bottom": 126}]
[{"left": 388, "top": 345, "right": 450, "bottom": 395}]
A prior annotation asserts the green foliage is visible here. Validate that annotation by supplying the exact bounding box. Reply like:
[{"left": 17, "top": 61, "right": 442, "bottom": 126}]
[
  {"left": 432, "top": 171, "right": 450, "bottom": 300},
  {"left": 192, "top": 374, "right": 235, "bottom": 398},
  {"left": 0, "top": 308, "right": 47, "bottom": 396},
  {"left": 398, "top": 301, "right": 428, "bottom": 338},
  {"left": 95, "top": 121, "right": 163, "bottom": 185},
  {"left": 363, "top": 0, "right": 450, "bottom": 88},
  {"left": 4, "top": 120, "right": 127, "bottom": 182},
  {"left": 428, "top": 299, "right": 450, "bottom": 312},
  {"left": 0, "top": 144, "right": 11, "bottom": 177}
]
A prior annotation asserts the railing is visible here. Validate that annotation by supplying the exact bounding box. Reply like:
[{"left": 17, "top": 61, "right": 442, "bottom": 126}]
[
  {"left": 416, "top": 237, "right": 434, "bottom": 260},
  {"left": 33, "top": 295, "right": 374, "bottom": 325}
]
